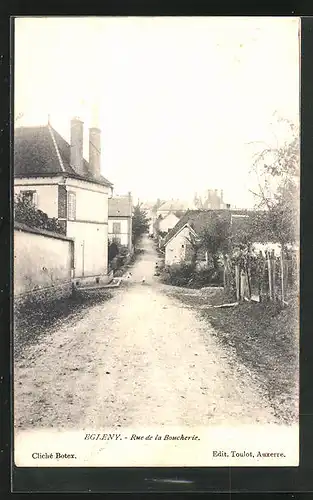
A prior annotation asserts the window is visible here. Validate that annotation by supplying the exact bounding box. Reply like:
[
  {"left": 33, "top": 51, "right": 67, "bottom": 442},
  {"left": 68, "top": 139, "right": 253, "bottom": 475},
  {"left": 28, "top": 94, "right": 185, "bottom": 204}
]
[
  {"left": 21, "top": 190, "right": 37, "bottom": 207},
  {"left": 113, "top": 222, "right": 121, "bottom": 234},
  {"left": 68, "top": 192, "right": 76, "bottom": 220}
]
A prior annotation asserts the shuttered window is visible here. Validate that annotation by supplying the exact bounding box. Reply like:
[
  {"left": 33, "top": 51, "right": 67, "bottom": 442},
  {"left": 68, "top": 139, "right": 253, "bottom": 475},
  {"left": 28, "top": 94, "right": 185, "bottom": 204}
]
[
  {"left": 113, "top": 222, "right": 121, "bottom": 234},
  {"left": 68, "top": 192, "right": 76, "bottom": 220}
]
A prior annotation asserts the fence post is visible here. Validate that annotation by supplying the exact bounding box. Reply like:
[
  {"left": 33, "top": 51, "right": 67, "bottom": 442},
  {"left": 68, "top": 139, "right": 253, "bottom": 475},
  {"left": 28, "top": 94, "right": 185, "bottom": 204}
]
[
  {"left": 258, "top": 251, "right": 263, "bottom": 303},
  {"left": 267, "top": 251, "right": 273, "bottom": 301},
  {"left": 240, "top": 269, "right": 245, "bottom": 300},
  {"left": 223, "top": 255, "right": 227, "bottom": 290},
  {"left": 235, "top": 264, "right": 240, "bottom": 302},
  {"left": 246, "top": 265, "right": 251, "bottom": 300},
  {"left": 280, "top": 245, "right": 285, "bottom": 304},
  {"left": 271, "top": 250, "right": 276, "bottom": 301}
]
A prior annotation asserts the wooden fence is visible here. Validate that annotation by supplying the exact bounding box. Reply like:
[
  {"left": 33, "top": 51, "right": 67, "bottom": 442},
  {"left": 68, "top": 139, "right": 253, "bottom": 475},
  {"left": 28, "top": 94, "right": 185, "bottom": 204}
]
[{"left": 225, "top": 248, "right": 298, "bottom": 305}]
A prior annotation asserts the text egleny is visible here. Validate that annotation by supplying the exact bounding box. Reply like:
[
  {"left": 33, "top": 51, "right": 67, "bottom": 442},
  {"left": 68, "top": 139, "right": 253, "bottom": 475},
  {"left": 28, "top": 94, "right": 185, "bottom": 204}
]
[{"left": 84, "top": 433, "right": 200, "bottom": 441}]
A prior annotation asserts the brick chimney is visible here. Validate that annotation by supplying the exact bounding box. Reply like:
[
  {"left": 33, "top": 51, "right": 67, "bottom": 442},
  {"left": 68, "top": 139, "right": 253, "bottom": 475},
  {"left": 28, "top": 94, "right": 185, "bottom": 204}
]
[
  {"left": 70, "top": 117, "right": 84, "bottom": 175},
  {"left": 88, "top": 126, "right": 101, "bottom": 178}
]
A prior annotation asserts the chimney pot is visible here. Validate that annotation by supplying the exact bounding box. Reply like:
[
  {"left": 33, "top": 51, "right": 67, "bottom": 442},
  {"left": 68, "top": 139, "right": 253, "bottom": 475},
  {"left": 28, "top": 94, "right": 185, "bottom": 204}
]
[
  {"left": 88, "top": 126, "right": 101, "bottom": 178},
  {"left": 70, "top": 117, "right": 84, "bottom": 175}
]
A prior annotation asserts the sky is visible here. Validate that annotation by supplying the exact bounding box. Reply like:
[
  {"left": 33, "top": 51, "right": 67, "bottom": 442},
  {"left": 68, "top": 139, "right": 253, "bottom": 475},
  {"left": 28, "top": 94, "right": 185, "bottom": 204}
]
[{"left": 14, "top": 17, "right": 300, "bottom": 208}]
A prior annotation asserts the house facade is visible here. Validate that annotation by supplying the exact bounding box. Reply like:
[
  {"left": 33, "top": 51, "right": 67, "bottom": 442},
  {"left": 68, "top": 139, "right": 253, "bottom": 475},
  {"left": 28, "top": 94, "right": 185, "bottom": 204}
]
[
  {"left": 157, "top": 212, "right": 180, "bottom": 235},
  {"left": 108, "top": 193, "right": 133, "bottom": 253},
  {"left": 14, "top": 117, "right": 113, "bottom": 281},
  {"left": 162, "top": 208, "right": 276, "bottom": 267},
  {"left": 140, "top": 200, "right": 163, "bottom": 236},
  {"left": 164, "top": 224, "right": 197, "bottom": 266}
]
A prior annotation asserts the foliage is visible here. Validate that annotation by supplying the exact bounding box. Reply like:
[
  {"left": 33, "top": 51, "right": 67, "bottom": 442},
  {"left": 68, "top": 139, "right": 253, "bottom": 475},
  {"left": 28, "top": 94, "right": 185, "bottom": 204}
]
[
  {"left": 198, "top": 213, "right": 231, "bottom": 262},
  {"left": 132, "top": 203, "right": 150, "bottom": 245},
  {"left": 108, "top": 241, "right": 119, "bottom": 262},
  {"left": 108, "top": 239, "right": 130, "bottom": 274},
  {"left": 118, "top": 244, "right": 129, "bottom": 257},
  {"left": 249, "top": 115, "right": 299, "bottom": 245},
  {"left": 14, "top": 194, "right": 65, "bottom": 234},
  {"left": 160, "top": 261, "right": 223, "bottom": 288},
  {"left": 185, "top": 213, "right": 231, "bottom": 269},
  {"left": 160, "top": 262, "right": 196, "bottom": 287},
  {"left": 158, "top": 230, "right": 167, "bottom": 239}
]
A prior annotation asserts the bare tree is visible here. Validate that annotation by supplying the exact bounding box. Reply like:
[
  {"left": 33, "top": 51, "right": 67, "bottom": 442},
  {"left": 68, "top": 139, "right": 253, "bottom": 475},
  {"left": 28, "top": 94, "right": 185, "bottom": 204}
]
[{"left": 248, "top": 115, "right": 299, "bottom": 246}]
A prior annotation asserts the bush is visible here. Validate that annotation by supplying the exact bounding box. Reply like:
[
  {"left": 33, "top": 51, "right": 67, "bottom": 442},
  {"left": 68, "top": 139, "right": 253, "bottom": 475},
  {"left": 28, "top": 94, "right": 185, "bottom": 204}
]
[
  {"left": 14, "top": 194, "right": 65, "bottom": 234},
  {"left": 119, "top": 245, "right": 129, "bottom": 257},
  {"left": 160, "top": 262, "right": 224, "bottom": 288},
  {"left": 192, "top": 267, "right": 223, "bottom": 287},
  {"left": 160, "top": 262, "right": 196, "bottom": 287}
]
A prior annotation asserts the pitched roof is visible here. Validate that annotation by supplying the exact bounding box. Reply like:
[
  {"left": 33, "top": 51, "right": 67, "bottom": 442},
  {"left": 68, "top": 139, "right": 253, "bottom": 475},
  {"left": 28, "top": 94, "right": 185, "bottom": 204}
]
[
  {"left": 157, "top": 199, "right": 191, "bottom": 212},
  {"left": 14, "top": 125, "right": 113, "bottom": 188},
  {"left": 163, "top": 208, "right": 278, "bottom": 248},
  {"left": 162, "top": 210, "right": 203, "bottom": 246},
  {"left": 140, "top": 201, "right": 155, "bottom": 210},
  {"left": 141, "top": 199, "right": 165, "bottom": 212},
  {"left": 158, "top": 211, "right": 180, "bottom": 221},
  {"left": 231, "top": 210, "right": 279, "bottom": 243},
  {"left": 108, "top": 196, "right": 132, "bottom": 217}
]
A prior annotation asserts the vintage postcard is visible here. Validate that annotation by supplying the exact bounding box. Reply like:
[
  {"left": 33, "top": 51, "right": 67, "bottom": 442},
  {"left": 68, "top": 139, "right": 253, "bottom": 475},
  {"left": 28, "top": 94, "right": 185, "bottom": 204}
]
[{"left": 13, "top": 16, "right": 299, "bottom": 468}]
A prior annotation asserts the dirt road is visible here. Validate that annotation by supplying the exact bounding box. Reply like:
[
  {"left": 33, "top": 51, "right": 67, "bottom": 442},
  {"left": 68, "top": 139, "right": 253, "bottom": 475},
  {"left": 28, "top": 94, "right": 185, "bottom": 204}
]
[{"left": 14, "top": 235, "right": 277, "bottom": 430}]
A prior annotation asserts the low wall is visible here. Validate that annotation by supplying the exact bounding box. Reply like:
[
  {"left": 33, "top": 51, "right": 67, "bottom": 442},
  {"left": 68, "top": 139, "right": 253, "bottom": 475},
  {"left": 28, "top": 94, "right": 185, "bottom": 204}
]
[{"left": 14, "top": 222, "right": 74, "bottom": 306}]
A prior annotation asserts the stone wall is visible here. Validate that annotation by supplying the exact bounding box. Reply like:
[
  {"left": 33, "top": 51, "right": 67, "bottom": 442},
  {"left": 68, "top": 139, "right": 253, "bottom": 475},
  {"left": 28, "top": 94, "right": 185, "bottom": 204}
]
[{"left": 14, "top": 223, "right": 74, "bottom": 304}]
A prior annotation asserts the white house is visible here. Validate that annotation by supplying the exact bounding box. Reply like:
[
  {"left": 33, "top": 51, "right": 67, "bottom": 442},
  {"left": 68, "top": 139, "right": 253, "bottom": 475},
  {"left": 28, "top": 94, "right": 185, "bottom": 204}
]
[
  {"left": 162, "top": 208, "right": 288, "bottom": 267},
  {"left": 14, "top": 117, "right": 113, "bottom": 282},
  {"left": 164, "top": 224, "right": 198, "bottom": 266},
  {"left": 157, "top": 211, "right": 180, "bottom": 235},
  {"left": 140, "top": 200, "right": 161, "bottom": 236},
  {"left": 108, "top": 194, "right": 133, "bottom": 253}
]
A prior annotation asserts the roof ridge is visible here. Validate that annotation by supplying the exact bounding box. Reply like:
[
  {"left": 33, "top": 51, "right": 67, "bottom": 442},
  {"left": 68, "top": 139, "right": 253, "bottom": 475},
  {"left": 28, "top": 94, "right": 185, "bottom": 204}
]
[{"left": 48, "top": 124, "right": 66, "bottom": 173}]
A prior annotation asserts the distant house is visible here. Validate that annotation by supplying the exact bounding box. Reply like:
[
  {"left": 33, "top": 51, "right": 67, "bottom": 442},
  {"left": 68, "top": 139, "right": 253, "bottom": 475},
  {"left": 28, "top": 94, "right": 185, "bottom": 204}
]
[
  {"left": 153, "top": 199, "right": 193, "bottom": 238},
  {"left": 140, "top": 199, "right": 164, "bottom": 236},
  {"left": 14, "top": 117, "right": 113, "bottom": 281},
  {"left": 156, "top": 212, "right": 180, "bottom": 235},
  {"left": 194, "top": 189, "right": 227, "bottom": 210},
  {"left": 162, "top": 208, "right": 277, "bottom": 266},
  {"left": 108, "top": 193, "right": 133, "bottom": 253},
  {"left": 162, "top": 210, "right": 217, "bottom": 266},
  {"left": 156, "top": 199, "right": 191, "bottom": 219}
]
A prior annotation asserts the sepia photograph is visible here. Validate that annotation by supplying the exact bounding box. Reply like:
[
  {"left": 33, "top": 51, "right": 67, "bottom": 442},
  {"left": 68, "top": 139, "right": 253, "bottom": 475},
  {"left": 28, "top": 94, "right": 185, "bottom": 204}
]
[{"left": 13, "top": 16, "right": 299, "bottom": 467}]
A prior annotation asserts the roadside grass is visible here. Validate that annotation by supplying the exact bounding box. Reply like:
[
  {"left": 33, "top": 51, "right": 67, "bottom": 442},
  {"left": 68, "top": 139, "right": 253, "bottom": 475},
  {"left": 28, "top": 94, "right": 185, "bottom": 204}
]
[
  {"left": 14, "top": 290, "right": 112, "bottom": 359},
  {"left": 168, "top": 286, "right": 299, "bottom": 425}
]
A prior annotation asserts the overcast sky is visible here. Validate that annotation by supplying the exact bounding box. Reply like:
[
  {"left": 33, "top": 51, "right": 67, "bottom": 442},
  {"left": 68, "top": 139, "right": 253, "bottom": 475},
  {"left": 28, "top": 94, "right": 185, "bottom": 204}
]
[{"left": 14, "top": 17, "right": 299, "bottom": 208}]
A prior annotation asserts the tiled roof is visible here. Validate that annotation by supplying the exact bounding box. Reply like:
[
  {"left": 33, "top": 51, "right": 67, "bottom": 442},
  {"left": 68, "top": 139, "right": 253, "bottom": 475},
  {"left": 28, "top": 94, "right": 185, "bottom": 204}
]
[
  {"left": 231, "top": 210, "right": 278, "bottom": 243},
  {"left": 157, "top": 199, "right": 191, "bottom": 212},
  {"left": 162, "top": 210, "right": 203, "bottom": 246},
  {"left": 141, "top": 199, "right": 165, "bottom": 212},
  {"left": 162, "top": 208, "right": 274, "bottom": 247},
  {"left": 14, "top": 221, "right": 74, "bottom": 241},
  {"left": 14, "top": 125, "right": 113, "bottom": 188},
  {"left": 108, "top": 196, "right": 132, "bottom": 217}
]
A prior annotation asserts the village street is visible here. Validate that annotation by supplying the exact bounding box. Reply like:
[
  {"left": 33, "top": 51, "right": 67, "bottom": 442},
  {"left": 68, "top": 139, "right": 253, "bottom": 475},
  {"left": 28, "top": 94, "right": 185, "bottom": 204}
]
[{"left": 14, "top": 235, "right": 278, "bottom": 431}]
